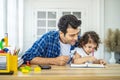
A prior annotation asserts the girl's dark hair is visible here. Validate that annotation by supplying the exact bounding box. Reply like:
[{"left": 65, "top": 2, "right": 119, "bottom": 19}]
[
  {"left": 78, "top": 31, "right": 101, "bottom": 50},
  {"left": 58, "top": 15, "right": 81, "bottom": 34}
]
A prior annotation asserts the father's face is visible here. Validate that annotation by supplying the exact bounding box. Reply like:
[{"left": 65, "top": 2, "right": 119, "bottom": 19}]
[{"left": 62, "top": 26, "right": 80, "bottom": 45}]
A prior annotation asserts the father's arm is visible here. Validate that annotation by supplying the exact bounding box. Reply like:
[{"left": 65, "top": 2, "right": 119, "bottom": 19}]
[
  {"left": 31, "top": 56, "right": 69, "bottom": 66},
  {"left": 22, "top": 34, "right": 69, "bottom": 66}
]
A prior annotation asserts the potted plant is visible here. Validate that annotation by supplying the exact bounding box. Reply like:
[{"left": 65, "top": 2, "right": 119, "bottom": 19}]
[
  {"left": 104, "top": 28, "right": 120, "bottom": 64},
  {"left": 114, "top": 29, "right": 120, "bottom": 52}
]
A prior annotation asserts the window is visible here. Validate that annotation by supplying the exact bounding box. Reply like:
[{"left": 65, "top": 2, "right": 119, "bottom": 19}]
[
  {"left": 35, "top": 10, "right": 57, "bottom": 39},
  {"left": 35, "top": 9, "right": 82, "bottom": 39}
]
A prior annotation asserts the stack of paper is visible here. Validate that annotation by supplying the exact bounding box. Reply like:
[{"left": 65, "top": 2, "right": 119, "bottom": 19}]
[
  {"left": 18, "top": 57, "right": 24, "bottom": 67},
  {"left": 0, "top": 56, "right": 6, "bottom": 70}
]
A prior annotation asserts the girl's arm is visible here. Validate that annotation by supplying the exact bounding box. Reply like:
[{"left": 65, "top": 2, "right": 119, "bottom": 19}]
[
  {"left": 93, "top": 59, "right": 106, "bottom": 65},
  {"left": 73, "top": 53, "right": 97, "bottom": 64}
]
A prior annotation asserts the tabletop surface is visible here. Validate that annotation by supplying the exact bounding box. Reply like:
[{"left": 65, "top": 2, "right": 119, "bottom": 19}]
[{"left": 0, "top": 64, "right": 120, "bottom": 80}]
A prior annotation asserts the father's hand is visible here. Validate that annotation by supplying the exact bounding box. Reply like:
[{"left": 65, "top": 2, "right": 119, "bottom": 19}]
[{"left": 55, "top": 56, "right": 69, "bottom": 66}]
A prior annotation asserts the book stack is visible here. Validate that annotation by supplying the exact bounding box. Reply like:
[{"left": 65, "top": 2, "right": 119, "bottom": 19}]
[{"left": 18, "top": 57, "right": 24, "bottom": 67}]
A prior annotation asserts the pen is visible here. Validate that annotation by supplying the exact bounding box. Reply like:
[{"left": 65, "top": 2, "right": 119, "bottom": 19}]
[
  {"left": 92, "top": 49, "right": 94, "bottom": 56},
  {"left": 67, "top": 50, "right": 76, "bottom": 64},
  {"left": 16, "top": 48, "right": 20, "bottom": 55}
]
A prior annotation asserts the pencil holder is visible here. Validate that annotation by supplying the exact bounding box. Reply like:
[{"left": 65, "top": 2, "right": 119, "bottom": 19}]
[{"left": 10, "top": 55, "right": 18, "bottom": 73}]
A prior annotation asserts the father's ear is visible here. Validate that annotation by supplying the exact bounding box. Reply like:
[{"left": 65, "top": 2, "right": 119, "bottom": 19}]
[{"left": 59, "top": 31, "right": 64, "bottom": 36}]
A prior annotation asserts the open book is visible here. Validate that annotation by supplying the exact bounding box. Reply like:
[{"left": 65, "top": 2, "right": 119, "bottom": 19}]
[{"left": 70, "top": 63, "right": 105, "bottom": 68}]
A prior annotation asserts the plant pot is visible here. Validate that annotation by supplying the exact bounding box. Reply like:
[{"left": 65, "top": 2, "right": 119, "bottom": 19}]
[{"left": 109, "top": 52, "right": 116, "bottom": 64}]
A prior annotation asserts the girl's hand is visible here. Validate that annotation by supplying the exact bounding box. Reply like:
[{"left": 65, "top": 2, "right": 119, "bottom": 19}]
[{"left": 99, "top": 59, "right": 106, "bottom": 65}]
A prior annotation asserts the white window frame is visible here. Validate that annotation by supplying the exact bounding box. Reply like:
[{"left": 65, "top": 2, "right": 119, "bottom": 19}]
[{"left": 34, "top": 8, "right": 86, "bottom": 40}]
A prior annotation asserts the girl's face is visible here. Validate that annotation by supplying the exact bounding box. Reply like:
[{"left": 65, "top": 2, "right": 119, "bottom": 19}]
[{"left": 83, "top": 42, "right": 97, "bottom": 55}]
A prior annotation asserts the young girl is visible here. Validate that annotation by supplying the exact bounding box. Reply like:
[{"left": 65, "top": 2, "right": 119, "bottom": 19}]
[{"left": 73, "top": 31, "right": 106, "bottom": 65}]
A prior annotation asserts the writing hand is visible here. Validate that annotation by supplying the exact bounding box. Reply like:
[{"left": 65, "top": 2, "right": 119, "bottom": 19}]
[
  {"left": 88, "top": 56, "right": 97, "bottom": 62},
  {"left": 55, "top": 56, "right": 69, "bottom": 66},
  {"left": 99, "top": 59, "right": 106, "bottom": 65}
]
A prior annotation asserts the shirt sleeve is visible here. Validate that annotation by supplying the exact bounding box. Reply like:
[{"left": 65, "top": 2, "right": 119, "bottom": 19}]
[
  {"left": 22, "top": 35, "right": 48, "bottom": 63},
  {"left": 74, "top": 47, "right": 83, "bottom": 56}
]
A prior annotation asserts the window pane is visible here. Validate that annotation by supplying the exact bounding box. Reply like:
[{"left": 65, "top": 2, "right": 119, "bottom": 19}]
[
  {"left": 48, "top": 12, "right": 56, "bottom": 19},
  {"left": 37, "top": 29, "right": 46, "bottom": 35},
  {"left": 73, "top": 12, "right": 81, "bottom": 18},
  {"left": 48, "top": 29, "right": 56, "bottom": 32},
  {"left": 63, "top": 12, "right": 71, "bottom": 15},
  {"left": 37, "top": 11, "right": 46, "bottom": 18},
  {"left": 48, "top": 20, "right": 56, "bottom": 27},
  {"left": 37, "top": 20, "right": 46, "bottom": 27}
]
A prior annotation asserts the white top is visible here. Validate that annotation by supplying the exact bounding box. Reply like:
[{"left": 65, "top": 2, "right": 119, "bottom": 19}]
[
  {"left": 74, "top": 47, "right": 94, "bottom": 64},
  {"left": 59, "top": 40, "right": 71, "bottom": 56},
  {"left": 74, "top": 47, "right": 92, "bottom": 57}
]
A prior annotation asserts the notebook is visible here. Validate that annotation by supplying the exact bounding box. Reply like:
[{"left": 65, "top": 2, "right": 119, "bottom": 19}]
[{"left": 70, "top": 63, "right": 105, "bottom": 68}]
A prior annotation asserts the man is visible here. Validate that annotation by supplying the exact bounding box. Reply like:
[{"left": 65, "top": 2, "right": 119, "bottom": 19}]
[{"left": 22, "top": 15, "right": 81, "bottom": 66}]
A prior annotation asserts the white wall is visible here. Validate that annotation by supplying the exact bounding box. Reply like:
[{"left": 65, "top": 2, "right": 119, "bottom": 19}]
[
  {"left": 104, "top": 0, "right": 120, "bottom": 62},
  {"left": 105, "top": 0, "right": 120, "bottom": 30}
]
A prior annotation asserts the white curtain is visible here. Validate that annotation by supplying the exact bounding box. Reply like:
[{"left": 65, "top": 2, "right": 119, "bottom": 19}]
[
  {"left": 0, "top": 0, "right": 6, "bottom": 39},
  {"left": 7, "top": 0, "right": 18, "bottom": 48},
  {"left": 7, "top": 0, "right": 23, "bottom": 55}
]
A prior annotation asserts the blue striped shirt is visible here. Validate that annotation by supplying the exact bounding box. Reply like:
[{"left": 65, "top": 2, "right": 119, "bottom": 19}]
[{"left": 22, "top": 31, "right": 78, "bottom": 63}]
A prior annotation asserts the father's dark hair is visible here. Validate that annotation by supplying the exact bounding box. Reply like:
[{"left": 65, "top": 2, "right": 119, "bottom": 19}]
[{"left": 58, "top": 15, "right": 81, "bottom": 34}]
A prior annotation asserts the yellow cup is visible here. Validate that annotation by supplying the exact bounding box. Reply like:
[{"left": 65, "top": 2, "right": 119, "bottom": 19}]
[{"left": 10, "top": 55, "right": 18, "bottom": 73}]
